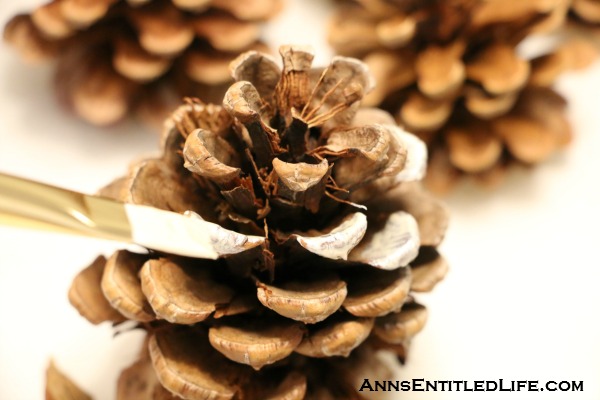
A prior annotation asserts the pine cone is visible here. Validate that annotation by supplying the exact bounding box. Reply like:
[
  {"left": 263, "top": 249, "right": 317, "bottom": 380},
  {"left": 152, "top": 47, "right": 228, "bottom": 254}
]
[
  {"left": 3, "top": 0, "right": 281, "bottom": 126},
  {"left": 329, "top": 0, "right": 597, "bottom": 193},
  {"left": 67, "top": 45, "right": 449, "bottom": 399},
  {"left": 569, "top": 0, "right": 600, "bottom": 45}
]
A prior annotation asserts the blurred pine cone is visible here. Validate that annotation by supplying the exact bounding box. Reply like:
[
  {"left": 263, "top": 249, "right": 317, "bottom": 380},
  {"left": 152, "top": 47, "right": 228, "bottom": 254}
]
[
  {"left": 329, "top": 0, "right": 597, "bottom": 193},
  {"left": 3, "top": 0, "right": 281, "bottom": 126},
  {"left": 569, "top": 0, "right": 600, "bottom": 44},
  {"left": 67, "top": 45, "right": 449, "bottom": 399}
]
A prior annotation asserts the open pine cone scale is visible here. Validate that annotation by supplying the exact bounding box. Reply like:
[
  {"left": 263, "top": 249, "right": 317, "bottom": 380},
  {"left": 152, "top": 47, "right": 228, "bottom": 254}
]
[
  {"left": 68, "top": 45, "right": 449, "bottom": 399},
  {"left": 569, "top": 0, "right": 600, "bottom": 44}
]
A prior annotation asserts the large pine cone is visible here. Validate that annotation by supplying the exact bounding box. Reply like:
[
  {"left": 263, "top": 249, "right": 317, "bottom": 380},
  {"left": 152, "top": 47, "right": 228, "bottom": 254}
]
[
  {"left": 329, "top": 0, "right": 596, "bottom": 193},
  {"left": 3, "top": 0, "right": 281, "bottom": 126},
  {"left": 68, "top": 46, "right": 449, "bottom": 399}
]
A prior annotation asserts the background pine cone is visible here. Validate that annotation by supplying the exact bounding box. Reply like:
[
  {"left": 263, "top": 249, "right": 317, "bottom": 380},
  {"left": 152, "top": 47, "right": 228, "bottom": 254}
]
[
  {"left": 68, "top": 45, "right": 449, "bottom": 399},
  {"left": 569, "top": 0, "right": 600, "bottom": 45},
  {"left": 329, "top": 0, "right": 597, "bottom": 193},
  {"left": 3, "top": 0, "right": 281, "bottom": 126}
]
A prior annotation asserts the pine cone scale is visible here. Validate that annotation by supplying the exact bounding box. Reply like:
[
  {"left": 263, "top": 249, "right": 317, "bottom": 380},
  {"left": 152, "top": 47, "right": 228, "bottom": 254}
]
[
  {"left": 342, "top": 267, "right": 411, "bottom": 317},
  {"left": 295, "top": 316, "right": 375, "bottom": 358},
  {"left": 112, "top": 36, "right": 172, "bottom": 82},
  {"left": 139, "top": 258, "right": 235, "bottom": 325},
  {"left": 208, "top": 319, "right": 305, "bottom": 369},
  {"left": 256, "top": 274, "right": 348, "bottom": 324},
  {"left": 101, "top": 250, "right": 156, "bottom": 322},
  {"left": 149, "top": 329, "right": 242, "bottom": 400}
]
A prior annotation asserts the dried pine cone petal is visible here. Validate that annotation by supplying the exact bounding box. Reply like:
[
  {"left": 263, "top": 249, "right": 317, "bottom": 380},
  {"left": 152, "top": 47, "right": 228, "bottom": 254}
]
[
  {"left": 3, "top": 0, "right": 282, "bottom": 126},
  {"left": 569, "top": 0, "right": 600, "bottom": 45},
  {"left": 256, "top": 273, "right": 348, "bottom": 324},
  {"left": 112, "top": 36, "right": 172, "bottom": 82},
  {"left": 213, "top": 293, "right": 261, "bottom": 318},
  {"left": 243, "top": 370, "right": 307, "bottom": 400},
  {"left": 229, "top": 50, "right": 281, "bottom": 99},
  {"left": 347, "top": 211, "right": 420, "bottom": 270},
  {"left": 465, "top": 43, "right": 530, "bottom": 95},
  {"left": 491, "top": 87, "right": 572, "bottom": 163},
  {"left": 330, "top": 0, "right": 597, "bottom": 192},
  {"left": 117, "top": 356, "right": 177, "bottom": 400},
  {"left": 301, "top": 345, "right": 392, "bottom": 399},
  {"left": 183, "top": 128, "right": 242, "bottom": 183},
  {"left": 343, "top": 267, "right": 411, "bottom": 317},
  {"left": 68, "top": 255, "right": 126, "bottom": 324},
  {"left": 101, "top": 250, "right": 155, "bottom": 322},
  {"left": 126, "top": 158, "right": 204, "bottom": 213},
  {"left": 295, "top": 315, "right": 374, "bottom": 358},
  {"left": 55, "top": 42, "right": 138, "bottom": 126},
  {"left": 415, "top": 42, "right": 465, "bottom": 99},
  {"left": 46, "top": 361, "right": 92, "bottom": 400},
  {"left": 140, "top": 258, "right": 235, "bottom": 324},
  {"left": 66, "top": 46, "right": 449, "bottom": 398},
  {"left": 367, "top": 181, "right": 449, "bottom": 247},
  {"left": 286, "top": 213, "right": 368, "bottom": 260},
  {"left": 262, "top": 372, "right": 307, "bottom": 400},
  {"left": 572, "top": 0, "right": 600, "bottom": 22},
  {"left": 3, "top": 15, "right": 60, "bottom": 62},
  {"left": 464, "top": 86, "right": 518, "bottom": 119},
  {"left": 410, "top": 247, "right": 449, "bottom": 293},
  {"left": 208, "top": 317, "right": 305, "bottom": 369},
  {"left": 530, "top": 38, "right": 598, "bottom": 85},
  {"left": 373, "top": 301, "right": 428, "bottom": 344},
  {"left": 400, "top": 92, "right": 454, "bottom": 132},
  {"left": 149, "top": 328, "right": 245, "bottom": 400},
  {"left": 445, "top": 122, "right": 504, "bottom": 173}
]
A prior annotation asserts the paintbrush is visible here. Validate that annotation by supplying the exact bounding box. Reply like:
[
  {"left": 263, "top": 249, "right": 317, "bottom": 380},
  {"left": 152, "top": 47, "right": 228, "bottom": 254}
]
[{"left": 0, "top": 172, "right": 264, "bottom": 259}]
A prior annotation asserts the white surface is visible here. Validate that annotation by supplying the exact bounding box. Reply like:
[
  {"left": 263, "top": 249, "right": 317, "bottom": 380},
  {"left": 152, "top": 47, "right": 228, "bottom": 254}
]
[{"left": 1, "top": 1, "right": 600, "bottom": 399}]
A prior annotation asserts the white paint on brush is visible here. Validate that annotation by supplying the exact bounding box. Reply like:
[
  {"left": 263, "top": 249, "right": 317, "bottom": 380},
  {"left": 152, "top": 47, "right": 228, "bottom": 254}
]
[{"left": 125, "top": 205, "right": 264, "bottom": 259}]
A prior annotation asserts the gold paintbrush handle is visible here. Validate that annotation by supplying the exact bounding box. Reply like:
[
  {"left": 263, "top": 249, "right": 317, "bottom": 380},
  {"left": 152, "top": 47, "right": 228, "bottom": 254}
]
[
  {"left": 0, "top": 212, "right": 89, "bottom": 236},
  {"left": 0, "top": 173, "right": 131, "bottom": 241},
  {"left": 0, "top": 173, "right": 266, "bottom": 259}
]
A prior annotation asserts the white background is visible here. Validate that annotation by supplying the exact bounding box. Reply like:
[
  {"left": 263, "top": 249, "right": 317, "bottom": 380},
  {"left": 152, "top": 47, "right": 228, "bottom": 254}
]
[{"left": 1, "top": 1, "right": 599, "bottom": 399}]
